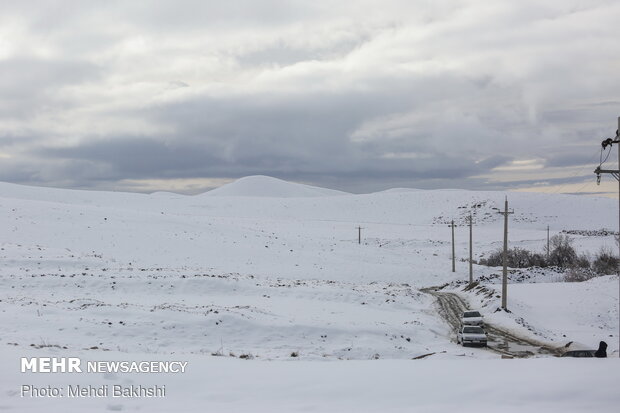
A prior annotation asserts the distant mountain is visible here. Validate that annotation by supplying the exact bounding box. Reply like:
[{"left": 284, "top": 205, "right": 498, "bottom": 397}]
[{"left": 202, "top": 175, "right": 349, "bottom": 198}]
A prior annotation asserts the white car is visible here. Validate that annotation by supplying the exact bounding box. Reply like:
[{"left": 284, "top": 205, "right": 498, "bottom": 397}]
[
  {"left": 461, "top": 310, "right": 483, "bottom": 326},
  {"left": 457, "top": 325, "right": 488, "bottom": 347}
]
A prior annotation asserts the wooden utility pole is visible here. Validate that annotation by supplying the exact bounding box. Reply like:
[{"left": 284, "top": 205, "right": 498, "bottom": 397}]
[
  {"left": 357, "top": 226, "right": 362, "bottom": 244},
  {"left": 498, "top": 197, "right": 513, "bottom": 309},
  {"left": 449, "top": 220, "right": 457, "bottom": 272},
  {"left": 546, "top": 225, "right": 550, "bottom": 260},
  {"left": 593, "top": 116, "right": 620, "bottom": 357},
  {"left": 469, "top": 214, "right": 473, "bottom": 285}
]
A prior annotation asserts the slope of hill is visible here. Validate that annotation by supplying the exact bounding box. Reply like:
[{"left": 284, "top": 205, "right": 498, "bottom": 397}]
[
  {"left": 0, "top": 177, "right": 617, "bottom": 363},
  {"left": 202, "top": 175, "right": 349, "bottom": 198},
  {"left": 0, "top": 178, "right": 617, "bottom": 279}
]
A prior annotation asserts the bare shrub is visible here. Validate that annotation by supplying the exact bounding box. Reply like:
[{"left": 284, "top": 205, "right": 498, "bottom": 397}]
[
  {"left": 564, "top": 267, "right": 594, "bottom": 282},
  {"left": 592, "top": 246, "right": 618, "bottom": 275},
  {"left": 479, "top": 247, "right": 547, "bottom": 268},
  {"left": 478, "top": 234, "right": 605, "bottom": 273},
  {"left": 576, "top": 253, "right": 591, "bottom": 269},
  {"left": 548, "top": 234, "right": 577, "bottom": 268}
]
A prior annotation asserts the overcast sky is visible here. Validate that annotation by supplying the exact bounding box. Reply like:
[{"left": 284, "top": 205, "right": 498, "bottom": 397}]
[{"left": 1, "top": 0, "right": 619, "bottom": 195}]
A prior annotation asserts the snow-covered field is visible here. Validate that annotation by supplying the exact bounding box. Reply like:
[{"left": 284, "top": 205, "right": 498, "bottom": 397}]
[
  {"left": 2, "top": 345, "right": 618, "bottom": 413},
  {"left": 456, "top": 275, "right": 618, "bottom": 351},
  {"left": 1, "top": 175, "right": 619, "bottom": 411}
]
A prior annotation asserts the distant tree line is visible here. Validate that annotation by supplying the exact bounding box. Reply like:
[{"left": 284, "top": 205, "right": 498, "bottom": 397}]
[{"left": 478, "top": 234, "right": 618, "bottom": 281}]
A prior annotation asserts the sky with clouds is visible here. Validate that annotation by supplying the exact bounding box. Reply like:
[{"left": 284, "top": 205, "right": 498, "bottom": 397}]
[{"left": 0, "top": 0, "right": 619, "bottom": 195}]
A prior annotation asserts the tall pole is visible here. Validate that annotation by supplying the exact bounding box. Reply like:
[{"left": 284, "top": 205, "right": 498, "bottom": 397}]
[
  {"left": 547, "top": 225, "right": 550, "bottom": 261},
  {"left": 469, "top": 214, "right": 473, "bottom": 285},
  {"left": 502, "top": 199, "right": 508, "bottom": 309},
  {"left": 449, "top": 220, "right": 456, "bottom": 272},
  {"left": 593, "top": 116, "right": 620, "bottom": 357},
  {"left": 357, "top": 226, "right": 362, "bottom": 245},
  {"left": 498, "top": 197, "right": 513, "bottom": 310}
]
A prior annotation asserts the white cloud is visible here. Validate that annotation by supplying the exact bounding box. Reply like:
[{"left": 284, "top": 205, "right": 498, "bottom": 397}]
[{"left": 0, "top": 0, "right": 618, "bottom": 192}]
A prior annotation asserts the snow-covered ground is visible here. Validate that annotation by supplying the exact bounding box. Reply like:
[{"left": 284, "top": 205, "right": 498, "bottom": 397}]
[
  {"left": 2, "top": 346, "right": 619, "bottom": 413},
  {"left": 0, "top": 175, "right": 618, "bottom": 411},
  {"left": 456, "top": 275, "right": 618, "bottom": 352}
]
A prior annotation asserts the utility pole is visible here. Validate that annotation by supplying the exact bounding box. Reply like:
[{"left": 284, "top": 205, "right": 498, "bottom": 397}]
[
  {"left": 357, "top": 226, "right": 362, "bottom": 245},
  {"left": 546, "top": 225, "right": 550, "bottom": 261},
  {"left": 498, "top": 197, "right": 513, "bottom": 309},
  {"left": 449, "top": 220, "right": 457, "bottom": 272},
  {"left": 469, "top": 214, "right": 473, "bottom": 285},
  {"left": 593, "top": 116, "right": 620, "bottom": 357}
]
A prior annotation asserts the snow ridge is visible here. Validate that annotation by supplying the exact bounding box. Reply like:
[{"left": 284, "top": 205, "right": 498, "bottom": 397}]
[{"left": 203, "top": 175, "right": 349, "bottom": 198}]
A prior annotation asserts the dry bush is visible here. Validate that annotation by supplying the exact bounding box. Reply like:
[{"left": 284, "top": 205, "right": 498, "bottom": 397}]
[
  {"left": 592, "top": 246, "right": 618, "bottom": 275},
  {"left": 563, "top": 267, "right": 594, "bottom": 282}
]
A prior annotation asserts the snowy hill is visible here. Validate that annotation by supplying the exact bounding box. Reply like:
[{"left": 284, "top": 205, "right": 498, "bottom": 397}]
[
  {"left": 0, "top": 178, "right": 617, "bottom": 277},
  {"left": 203, "top": 175, "right": 349, "bottom": 198},
  {"left": 1, "top": 177, "right": 618, "bottom": 411},
  {"left": 0, "top": 177, "right": 617, "bottom": 357}
]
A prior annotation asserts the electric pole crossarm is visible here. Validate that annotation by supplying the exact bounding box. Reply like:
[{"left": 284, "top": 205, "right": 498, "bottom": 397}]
[
  {"left": 594, "top": 168, "right": 619, "bottom": 174},
  {"left": 594, "top": 167, "right": 620, "bottom": 181}
]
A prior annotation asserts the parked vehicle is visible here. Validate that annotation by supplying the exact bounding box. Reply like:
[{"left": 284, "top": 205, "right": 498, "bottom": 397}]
[
  {"left": 457, "top": 325, "right": 488, "bottom": 347},
  {"left": 461, "top": 310, "right": 484, "bottom": 326},
  {"left": 561, "top": 350, "right": 596, "bottom": 358}
]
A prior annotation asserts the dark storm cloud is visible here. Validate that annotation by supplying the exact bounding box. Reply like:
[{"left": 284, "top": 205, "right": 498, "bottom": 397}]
[
  {"left": 39, "top": 138, "right": 219, "bottom": 178},
  {"left": 35, "top": 78, "right": 515, "bottom": 188},
  {"left": 545, "top": 151, "right": 603, "bottom": 168},
  {"left": 36, "top": 136, "right": 513, "bottom": 192},
  {"left": 0, "top": 0, "right": 619, "bottom": 193},
  {"left": 493, "top": 175, "right": 594, "bottom": 189}
]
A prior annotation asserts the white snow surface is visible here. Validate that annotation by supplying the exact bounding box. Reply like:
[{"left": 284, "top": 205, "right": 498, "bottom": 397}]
[
  {"left": 456, "top": 275, "right": 619, "bottom": 351},
  {"left": 203, "top": 175, "right": 349, "bottom": 197},
  {"left": 0, "top": 177, "right": 618, "bottom": 411},
  {"left": 2, "top": 346, "right": 619, "bottom": 412}
]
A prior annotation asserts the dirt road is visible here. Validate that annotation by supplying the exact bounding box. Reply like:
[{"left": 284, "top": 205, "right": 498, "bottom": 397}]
[{"left": 423, "top": 287, "right": 563, "bottom": 358}]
